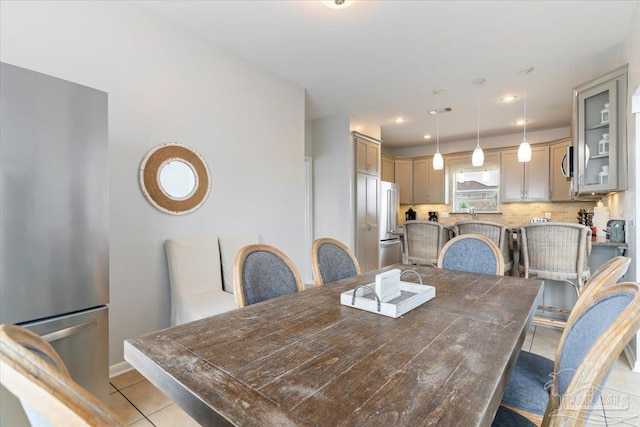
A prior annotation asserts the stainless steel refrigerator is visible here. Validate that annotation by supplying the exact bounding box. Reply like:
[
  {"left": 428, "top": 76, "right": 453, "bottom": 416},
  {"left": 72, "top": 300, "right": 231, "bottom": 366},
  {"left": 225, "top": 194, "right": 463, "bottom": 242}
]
[
  {"left": 379, "top": 181, "right": 402, "bottom": 267},
  {"left": 0, "top": 63, "right": 109, "bottom": 426}
]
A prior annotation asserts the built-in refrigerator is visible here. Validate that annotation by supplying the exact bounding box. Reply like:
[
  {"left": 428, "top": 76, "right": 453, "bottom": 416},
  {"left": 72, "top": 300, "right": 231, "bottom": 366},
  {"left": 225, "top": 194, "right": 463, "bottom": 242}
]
[
  {"left": 379, "top": 181, "right": 402, "bottom": 267},
  {"left": 0, "top": 63, "right": 109, "bottom": 426}
]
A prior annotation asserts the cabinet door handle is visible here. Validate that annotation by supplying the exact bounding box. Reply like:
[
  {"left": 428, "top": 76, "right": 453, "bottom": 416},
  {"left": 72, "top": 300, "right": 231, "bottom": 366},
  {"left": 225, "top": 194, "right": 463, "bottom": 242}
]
[{"left": 561, "top": 153, "right": 569, "bottom": 178}]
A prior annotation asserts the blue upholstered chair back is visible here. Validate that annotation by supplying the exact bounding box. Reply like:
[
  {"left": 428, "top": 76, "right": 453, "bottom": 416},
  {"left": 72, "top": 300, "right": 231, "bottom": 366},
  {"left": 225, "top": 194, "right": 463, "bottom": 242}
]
[
  {"left": 542, "top": 283, "right": 640, "bottom": 426},
  {"left": 312, "top": 238, "right": 360, "bottom": 286},
  {"left": 437, "top": 234, "right": 504, "bottom": 275},
  {"left": 557, "top": 291, "right": 634, "bottom": 399},
  {"left": 453, "top": 221, "right": 514, "bottom": 273},
  {"left": 235, "top": 245, "right": 303, "bottom": 307}
]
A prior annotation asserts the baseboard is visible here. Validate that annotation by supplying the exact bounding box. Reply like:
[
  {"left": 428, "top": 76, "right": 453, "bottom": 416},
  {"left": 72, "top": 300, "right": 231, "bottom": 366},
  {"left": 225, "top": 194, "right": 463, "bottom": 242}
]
[
  {"left": 623, "top": 343, "right": 639, "bottom": 373},
  {"left": 109, "top": 361, "right": 133, "bottom": 378}
]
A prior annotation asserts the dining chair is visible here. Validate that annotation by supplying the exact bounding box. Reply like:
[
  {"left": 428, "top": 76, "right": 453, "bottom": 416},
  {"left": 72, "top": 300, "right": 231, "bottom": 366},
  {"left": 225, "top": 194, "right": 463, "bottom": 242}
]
[
  {"left": 233, "top": 244, "right": 304, "bottom": 308},
  {"left": 218, "top": 233, "right": 260, "bottom": 293},
  {"left": 572, "top": 255, "right": 630, "bottom": 315},
  {"left": 495, "top": 280, "right": 640, "bottom": 427},
  {"left": 437, "top": 234, "right": 505, "bottom": 275},
  {"left": 496, "top": 256, "right": 630, "bottom": 425},
  {"left": 453, "top": 220, "right": 514, "bottom": 274},
  {"left": 311, "top": 237, "right": 361, "bottom": 287},
  {"left": 403, "top": 220, "right": 454, "bottom": 266},
  {"left": 165, "top": 236, "right": 237, "bottom": 325},
  {"left": 518, "top": 222, "right": 592, "bottom": 329},
  {"left": 0, "top": 323, "right": 125, "bottom": 427},
  {"left": 540, "top": 256, "right": 631, "bottom": 331}
]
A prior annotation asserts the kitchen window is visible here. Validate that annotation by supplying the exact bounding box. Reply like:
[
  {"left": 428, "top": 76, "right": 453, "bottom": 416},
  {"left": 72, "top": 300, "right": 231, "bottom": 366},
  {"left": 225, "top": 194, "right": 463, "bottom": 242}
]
[{"left": 446, "top": 154, "right": 500, "bottom": 213}]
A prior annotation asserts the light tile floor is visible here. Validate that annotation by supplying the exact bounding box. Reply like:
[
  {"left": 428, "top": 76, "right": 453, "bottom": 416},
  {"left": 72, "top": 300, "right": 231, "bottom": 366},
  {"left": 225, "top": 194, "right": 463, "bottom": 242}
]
[{"left": 109, "top": 326, "right": 640, "bottom": 426}]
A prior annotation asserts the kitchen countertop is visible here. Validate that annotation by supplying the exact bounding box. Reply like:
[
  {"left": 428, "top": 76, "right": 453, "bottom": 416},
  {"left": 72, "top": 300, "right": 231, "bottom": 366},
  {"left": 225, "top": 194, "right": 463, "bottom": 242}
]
[
  {"left": 591, "top": 236, "right": 628, "bottom": 247},
  {"left": 395, "top": 224, "right": 627, "bottom": 248}
]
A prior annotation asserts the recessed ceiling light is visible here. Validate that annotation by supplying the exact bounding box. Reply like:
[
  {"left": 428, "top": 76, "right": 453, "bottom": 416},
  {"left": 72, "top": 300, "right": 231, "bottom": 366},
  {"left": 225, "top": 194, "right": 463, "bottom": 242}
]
[
  {"left": 500, "top": 95, "right": 518, "bottom": 102},
  {"left": 393, "top": 117, "right": 405, "bottom": 123},
  {"left": 423, "top": 134, "right": 432, "bottom": 139},
  {"left": 515, "top": 119, "right": 529, "bottom": 126},
  {"left": 321, "top": 0, "right": 355, "bottom": 9}
]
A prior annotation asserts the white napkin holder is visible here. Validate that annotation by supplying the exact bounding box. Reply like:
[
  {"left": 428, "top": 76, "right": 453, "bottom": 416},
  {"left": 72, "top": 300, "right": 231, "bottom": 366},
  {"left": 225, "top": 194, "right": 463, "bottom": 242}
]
[{"left": 340, "top": 269, "right": 435, "bottom": 318}]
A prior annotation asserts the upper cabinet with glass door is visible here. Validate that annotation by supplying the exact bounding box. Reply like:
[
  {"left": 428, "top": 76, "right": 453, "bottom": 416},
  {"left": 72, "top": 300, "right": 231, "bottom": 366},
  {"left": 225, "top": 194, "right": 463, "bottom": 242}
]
[{"left": 573, "top": 66, "right": 627, "bottom": 196}]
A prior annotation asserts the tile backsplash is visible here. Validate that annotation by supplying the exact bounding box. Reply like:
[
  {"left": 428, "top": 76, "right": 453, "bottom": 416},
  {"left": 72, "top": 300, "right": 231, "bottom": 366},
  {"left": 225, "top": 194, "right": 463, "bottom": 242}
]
[{"left": 400, "top": 201, "right": 598, "bottom": 230}]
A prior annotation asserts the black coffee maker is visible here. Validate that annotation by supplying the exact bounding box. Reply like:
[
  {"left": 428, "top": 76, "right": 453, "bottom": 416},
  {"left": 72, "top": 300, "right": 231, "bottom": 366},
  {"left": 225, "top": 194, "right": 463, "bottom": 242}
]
[
  {"left": 405, "top": 207, "right": 416, "bottom": 221},
  {"left": 428, "top": 211, "right": 438, "bottom": 222}
]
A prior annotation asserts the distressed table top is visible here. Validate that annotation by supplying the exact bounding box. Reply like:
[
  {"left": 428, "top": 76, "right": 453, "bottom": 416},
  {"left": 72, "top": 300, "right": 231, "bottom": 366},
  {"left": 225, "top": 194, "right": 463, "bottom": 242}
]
[{"left": 125, "top": 264, "right": 543, "bottom": 427}]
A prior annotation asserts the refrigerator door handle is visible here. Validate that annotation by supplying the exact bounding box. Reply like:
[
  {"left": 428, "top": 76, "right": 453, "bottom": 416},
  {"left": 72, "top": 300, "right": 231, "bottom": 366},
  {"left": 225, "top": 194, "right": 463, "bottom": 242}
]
[
  {"left": 387, "top": 189, "right": 393, "bottom": 233},
  {"left": 41, "top": 319, "right": 97, "bottom": 343}
]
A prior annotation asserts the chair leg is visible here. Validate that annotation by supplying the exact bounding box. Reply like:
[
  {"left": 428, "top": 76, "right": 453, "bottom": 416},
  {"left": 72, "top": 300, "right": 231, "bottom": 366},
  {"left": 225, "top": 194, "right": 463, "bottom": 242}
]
[{"left": 533, "top": 279, "right": 579, "bottom": 330}]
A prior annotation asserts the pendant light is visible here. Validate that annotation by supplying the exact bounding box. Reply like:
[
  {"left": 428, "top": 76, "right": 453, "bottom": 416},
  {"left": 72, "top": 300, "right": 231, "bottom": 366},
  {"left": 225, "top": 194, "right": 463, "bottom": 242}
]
[
  {"left": 432, "top": 89, "right": 444, "bottom": 170},
  {"left": 517, "top": 67, "right": 533, "bottom": 162},
  {"left": 472, "top": 78, "right": 486, "bottom": 167}
]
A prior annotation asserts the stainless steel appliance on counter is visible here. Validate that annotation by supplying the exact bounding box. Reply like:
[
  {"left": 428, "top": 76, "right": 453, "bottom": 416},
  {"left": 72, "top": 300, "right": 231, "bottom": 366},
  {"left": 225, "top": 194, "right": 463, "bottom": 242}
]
[
  {"left": 606, "top": 219, "right": 625, "bottom": 243},
  {"left": 379, "top": 181, "right": 402, "bottom": 267},
  {"left": 1, "top": 63, "right": 109, "bottom": 426}
]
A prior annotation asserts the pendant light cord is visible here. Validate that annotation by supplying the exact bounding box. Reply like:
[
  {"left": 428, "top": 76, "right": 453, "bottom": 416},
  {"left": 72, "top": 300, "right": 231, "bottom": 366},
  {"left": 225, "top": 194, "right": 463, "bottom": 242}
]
[
  {"left": 476, "top": 88, "right": 480, "bottom": 148},
  {"left": 523, "top": 71, "right": 527, "bottom": 142},
  {"left": 436, "top": 95, "right": 440, "bottom": 152}
]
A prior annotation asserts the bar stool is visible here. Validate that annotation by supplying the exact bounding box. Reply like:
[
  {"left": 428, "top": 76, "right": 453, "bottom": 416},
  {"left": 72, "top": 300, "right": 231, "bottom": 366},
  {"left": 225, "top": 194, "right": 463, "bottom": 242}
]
[
  {"left": 403, "top": 220, "right": 454, "bottom": 266},
  {"left": 518, "top": 222, "right": 592, "bottom": 328}
]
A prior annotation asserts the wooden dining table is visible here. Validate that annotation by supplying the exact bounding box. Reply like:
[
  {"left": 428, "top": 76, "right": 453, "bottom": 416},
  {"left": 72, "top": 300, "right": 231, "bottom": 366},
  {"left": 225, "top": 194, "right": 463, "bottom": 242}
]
[{"left": 125, "top": 264, "right": 543, "bottom": 427}]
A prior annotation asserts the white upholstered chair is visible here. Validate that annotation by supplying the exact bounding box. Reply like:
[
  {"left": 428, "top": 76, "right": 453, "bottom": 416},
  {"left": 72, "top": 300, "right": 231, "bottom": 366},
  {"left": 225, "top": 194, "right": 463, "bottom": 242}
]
[{"left": 165, "top": 236, "right": 237, "bottom": 325}]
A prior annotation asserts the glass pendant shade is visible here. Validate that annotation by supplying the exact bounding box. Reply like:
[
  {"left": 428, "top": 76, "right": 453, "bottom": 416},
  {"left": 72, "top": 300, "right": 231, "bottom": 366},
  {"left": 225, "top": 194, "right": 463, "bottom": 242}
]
[
  {"left": 432, "top": 89, "right": 444, "bottom": 170},
  {"left": 518, "top": 140, "right": 532, "bottom": 162},
  {"left": 433, "top": 151, "right": 444, "bottom": 170},
  {"left": 472, "top": 146, "right": 484, "bottom": 166},
  {"left": 472, "top": 79, "right": 485, "bottom": 167}
]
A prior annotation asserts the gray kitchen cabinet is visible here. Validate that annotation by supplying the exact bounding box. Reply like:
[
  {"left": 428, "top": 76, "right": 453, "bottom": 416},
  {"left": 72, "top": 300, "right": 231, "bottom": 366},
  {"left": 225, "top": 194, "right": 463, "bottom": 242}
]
[
  {"left": 501, "top": 145, "right": 549, "bottom": 202},
  {"left": 381, "top": 154, "right": 395, "bottom": 182},
  {"left": 394, "top": 159, "right": 413, "bottom": 204},
  {"left": 353, "top": 132, "right": 380, "bottom": 272},
  {"left": 413, "top": 157, "right": 445, "bottom": 204},
  {"left": 573, "top": 66, "right": 627, "bottom": 196},
  {"left": 356, "top": 173, "right": 379, "bottom": 272},
  {"left": 550, "top": 138, "right": 573, "bottom": 202},
  {"left": 356, "top": 136, "right": 379, "bottom": 176}
]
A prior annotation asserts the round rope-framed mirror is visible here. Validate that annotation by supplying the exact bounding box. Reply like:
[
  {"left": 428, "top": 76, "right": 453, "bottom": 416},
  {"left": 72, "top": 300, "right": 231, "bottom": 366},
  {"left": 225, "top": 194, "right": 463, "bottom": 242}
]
[{"left": 139, "top": 143, "right": 210, "bottom": 215}]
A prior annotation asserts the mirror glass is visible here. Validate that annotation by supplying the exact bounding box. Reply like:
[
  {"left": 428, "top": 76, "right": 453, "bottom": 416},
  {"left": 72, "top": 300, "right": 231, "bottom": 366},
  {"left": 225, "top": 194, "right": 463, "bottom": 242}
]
[{"left": 159, "top": 160, "right": 196, "bottom": 199}]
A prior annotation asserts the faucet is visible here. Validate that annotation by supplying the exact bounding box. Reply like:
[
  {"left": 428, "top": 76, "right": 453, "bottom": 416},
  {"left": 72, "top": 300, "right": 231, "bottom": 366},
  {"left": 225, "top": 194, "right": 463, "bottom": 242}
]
[{"left": 470, "top": 206, "right": 478, "bottom": 220}]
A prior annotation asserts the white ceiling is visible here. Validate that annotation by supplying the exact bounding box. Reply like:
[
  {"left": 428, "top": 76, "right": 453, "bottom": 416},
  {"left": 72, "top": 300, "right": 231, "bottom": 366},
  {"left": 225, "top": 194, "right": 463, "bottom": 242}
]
[{"left": 135, "top": 0, "right": 638, "bottom": 149}]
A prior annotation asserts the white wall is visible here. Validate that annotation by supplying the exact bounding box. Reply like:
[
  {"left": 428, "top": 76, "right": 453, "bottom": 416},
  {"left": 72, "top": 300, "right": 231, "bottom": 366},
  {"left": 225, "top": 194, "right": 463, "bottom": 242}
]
[
  {"left": 0, "top": 1, "right": 306, "bottom": 367},
  {"left": 312, "top": 113, "right": 354, "bottom": 247}
]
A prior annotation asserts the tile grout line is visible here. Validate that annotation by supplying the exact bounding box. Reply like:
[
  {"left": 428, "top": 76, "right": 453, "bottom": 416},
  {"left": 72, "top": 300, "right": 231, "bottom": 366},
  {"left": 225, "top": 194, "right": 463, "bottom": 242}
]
[{"left": 110, "top": 381, "right": 157, "bottom": 427}]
